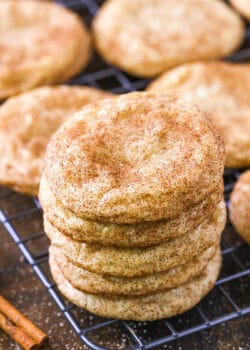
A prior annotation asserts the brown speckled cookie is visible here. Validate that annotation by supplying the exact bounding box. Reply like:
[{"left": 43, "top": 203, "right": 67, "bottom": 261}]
[
  {"left": 44, "top": 201, "right": 226, "bottom": 277},
  {"left": 230, "top": 0, "right": 250, "bottom": 20},
  {"left": 0, "top": 0, "right": 91, "bottom": 99},
  {"left": 93, "top": 0, "right": 244, "bottom": 77},
  {"left": 230, "top": 170, "right": 250, "bottom": 244},
  {"left": 50, "top": 243, "right": 218, "bottom": 296},
  {"left": 50, "top": 247, "right": 222, "bottom": 321},
  {"left": 44, "top": 92, "right": 225, "bottom": 223},
  {"left": 39, "top": 174, "right": 223, "bottom": 247},
  {"left": 148, "top": 62, "right": 250, "bottom": 168},
  {"left": 0, "top": 86, "right": 110, "bottom": 195}
]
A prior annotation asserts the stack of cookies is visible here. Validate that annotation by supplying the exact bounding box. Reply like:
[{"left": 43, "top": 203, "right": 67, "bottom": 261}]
[{"left": 39, "top": 92, "right": 226, "bottom": 321}]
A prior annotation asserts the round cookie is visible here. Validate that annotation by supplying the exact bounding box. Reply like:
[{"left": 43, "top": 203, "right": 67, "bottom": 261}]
[
  {"left": 93, "top": 0, "right": 244, "bottom": 77},
  {"left": 0, "top": 86, "right": 110, "bottom": 195},
  {"left": 230, "top": 170, "right": 250, "bottom": 244},
  {"left": 44, "top": 92, "right": 225, "bottom": 223},
  {"left": 50, "top": 247, "right": 222, "bottom": 321},
  {"left": 44, "top": 201, "right": 226, "bottom": 277},
  {"left": 0, "top": 0, "right": 91, "bottom": 99},
  {"left": 230, "top": 0, "right": 250, "bottom": 20},
  {"left": 50, "top": 243, "right": 218, "bottom": 296},
  {"left": 39, "top": 175, "right": 223, "bottom": 247},
  {"left": 148, "top": 62, "right": 250, "bottom": 168}
]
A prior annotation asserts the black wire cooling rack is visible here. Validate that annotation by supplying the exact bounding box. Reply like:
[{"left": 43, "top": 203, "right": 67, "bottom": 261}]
[{"left": 0, "top": 0, "right": 250, "bottom": 349}]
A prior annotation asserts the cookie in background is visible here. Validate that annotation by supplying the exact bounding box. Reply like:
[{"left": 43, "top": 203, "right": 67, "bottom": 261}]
[
  {"left": 148, "top": 61, "right": 250, "bottom": 168},
  {"left": 230, "top": 0, "right": 250, "bottom": 20},
  {"left": 230, "top": 170, "right": 250, "bottom": 244},
  {"left": 93, "top": 0, "right": 244, "bottom": 77},
  {"left": 0, "top": 86, "right": 111, "bottom": 196},
  {"left": 0, "top": 0, "right": 91, "bottom": 99}
]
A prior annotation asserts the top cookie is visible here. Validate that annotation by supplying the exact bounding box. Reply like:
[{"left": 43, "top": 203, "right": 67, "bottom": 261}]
[
  {"left": 230, "top": 0, "right": 250, "bottom": 20},
  {"left": 0, "top": 85, "right": 110, "bottom": 196},
  {"left": 44, "top": 92, "right": 225, "bottom": 223},
  {"left": 0, "top": 0, "right": 91, "bottom": 99},
  {"left": 93, "top": 0, "right": 244, "bottom": 77},
  {"left": 148, "top": 62, "right": 250, "bottom": 168}
]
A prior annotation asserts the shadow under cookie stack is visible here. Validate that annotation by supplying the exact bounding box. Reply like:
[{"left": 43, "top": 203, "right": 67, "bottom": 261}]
[{"left": 39, "top": 92, "right": 226, "bottom": 321}]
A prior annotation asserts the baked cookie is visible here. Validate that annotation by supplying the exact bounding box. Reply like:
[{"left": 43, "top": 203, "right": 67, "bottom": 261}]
[
  {"left": 0, "top": 86, "right": 110, "bottom": 195},
  {"left": 0, "top": 0, "right": 91, "bottom": 99},
  {"left": 44, "top": 92, "right": 225, "bottom": 223},
  {"left": 148, "top": 62, "right": 250, "bottom": 168},
  {"left": 230, "top": 0, "right": 250, "bottom": 20},
  {"left": 50, "top": 243, "right": 217, "bottom": 296},
  {"left": 93, "top": 0, "right": 244, "bottom": 77},
  {"left": 50, "top": 247, "right": 222, "bottom": 321},
  {"left": 45, "top": 201, "right": 226, "bottom": 277},
  {"left": 230, "top": 170, "right": 250, "bottom": 243},
  {"left": 39, "top": 174, "right": 223, "bottom": 247}
]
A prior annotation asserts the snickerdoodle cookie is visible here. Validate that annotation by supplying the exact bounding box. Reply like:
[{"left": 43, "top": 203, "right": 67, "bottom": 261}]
[
  {"left": 230, "top": 0, "right": 250, "bottom": 20},
  {"left": 43, "top": 91, "right": 226, "bottom": 320},
  {"left": 0, "top": 0, "right": 91, "bottom": 99},
  {"left": 230, "top": 170, "right": 250, "bottom": 243},
  {"left": 148, "top": 62, "right": 250, "bottom": 168},
  {"left": 0, "top": 86, "right": 110, "bottom": 195},
  {"left": 93, "top": 0, "right": 244, "bottom": 77},
  {"left": 40, "top": 175, "right": 223, "bottom": 247},
  {"left": 45, "top": 201, "right": 226, "bottom": 277},
  {"left": 44, "top": 92, "right": 225, "bottom": 223},
  {"left": 50, "top": 247, "right": 222, "bottom": 321},
  {"left": 50, "top": 243, "right": 218, "bottom": 296}
]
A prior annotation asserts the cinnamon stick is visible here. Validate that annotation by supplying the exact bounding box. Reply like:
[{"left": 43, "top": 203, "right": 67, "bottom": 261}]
[
  {"left": 0, "top": 312, "right": 39, "bottom": 350},
  {"left": 0, "top": 294, "right": 48, "bottom": 346}
]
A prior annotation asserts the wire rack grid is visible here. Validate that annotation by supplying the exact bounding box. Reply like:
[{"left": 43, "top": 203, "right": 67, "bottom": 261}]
[{"left": 0, "top": 0, "right": 250, "bottom": 349}]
